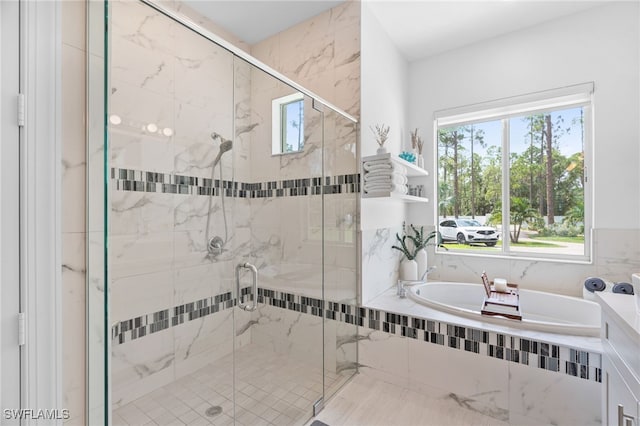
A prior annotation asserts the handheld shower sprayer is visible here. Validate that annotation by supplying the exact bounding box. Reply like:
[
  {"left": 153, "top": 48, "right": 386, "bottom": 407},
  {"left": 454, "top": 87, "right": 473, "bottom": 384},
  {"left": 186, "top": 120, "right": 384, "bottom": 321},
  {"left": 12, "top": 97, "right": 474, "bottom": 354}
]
[{"left": 205, "top": 131, "right": 233, "bottom": 258}]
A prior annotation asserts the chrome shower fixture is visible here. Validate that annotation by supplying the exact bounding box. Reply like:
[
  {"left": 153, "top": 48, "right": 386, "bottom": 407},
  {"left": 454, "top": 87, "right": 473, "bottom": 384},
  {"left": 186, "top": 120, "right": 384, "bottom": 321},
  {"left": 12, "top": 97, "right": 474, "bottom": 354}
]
[
  {"left": 210, "top": 133, "right": 233, "bottom": 168},
  {"left": 205, "top": 132, "right": 233, "bottom": 259}
]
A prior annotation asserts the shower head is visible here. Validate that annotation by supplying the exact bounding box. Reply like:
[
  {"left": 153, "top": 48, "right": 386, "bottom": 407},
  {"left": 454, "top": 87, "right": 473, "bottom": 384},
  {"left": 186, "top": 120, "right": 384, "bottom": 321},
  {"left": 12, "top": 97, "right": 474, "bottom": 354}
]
[
  {"left": 210, "top": 132, "right": 233, "bottom": 168},
  {"left": 219, "top": 140, "right": 233, "bottom": 154}
]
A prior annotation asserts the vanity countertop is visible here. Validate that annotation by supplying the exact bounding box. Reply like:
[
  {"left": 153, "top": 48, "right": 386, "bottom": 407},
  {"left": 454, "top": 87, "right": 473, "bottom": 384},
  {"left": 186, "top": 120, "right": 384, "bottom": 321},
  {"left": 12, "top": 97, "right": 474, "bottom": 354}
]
[
  {"left": 596, "top": 292, "right": 640, "bottom": 341},
  {"left": 365, "top": 286, "right": 603, "bottom": 353}
]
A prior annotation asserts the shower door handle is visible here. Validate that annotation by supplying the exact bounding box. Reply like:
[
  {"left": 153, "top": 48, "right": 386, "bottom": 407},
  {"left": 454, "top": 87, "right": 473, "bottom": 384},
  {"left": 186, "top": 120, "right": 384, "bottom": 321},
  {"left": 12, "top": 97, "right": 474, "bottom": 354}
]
[{"left": 236, "top": 262, "right": 258, "bottom": 311}]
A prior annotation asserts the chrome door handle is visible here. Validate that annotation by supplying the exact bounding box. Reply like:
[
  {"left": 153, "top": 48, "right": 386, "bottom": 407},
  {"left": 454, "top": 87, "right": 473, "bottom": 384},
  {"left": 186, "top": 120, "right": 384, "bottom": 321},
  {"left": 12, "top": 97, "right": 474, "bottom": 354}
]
[{"left": 236, "top": 262, "right": 258, "bottom": 311}]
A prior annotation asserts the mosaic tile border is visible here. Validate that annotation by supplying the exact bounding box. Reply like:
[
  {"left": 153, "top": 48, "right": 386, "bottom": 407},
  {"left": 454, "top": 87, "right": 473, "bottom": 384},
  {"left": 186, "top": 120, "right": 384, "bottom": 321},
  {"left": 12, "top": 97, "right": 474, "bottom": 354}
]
[
  {"left": 112, "top": 287, "right": 601, "bottom": 383},
  {"left": 111, "top": 167, "right": 360, "bottom": 198}
]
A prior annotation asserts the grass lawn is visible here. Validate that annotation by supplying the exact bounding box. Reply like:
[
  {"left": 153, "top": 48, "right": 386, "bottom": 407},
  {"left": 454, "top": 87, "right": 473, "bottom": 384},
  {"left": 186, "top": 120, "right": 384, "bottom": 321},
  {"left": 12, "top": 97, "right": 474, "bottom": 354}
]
[
  {"left": 529, "top": 235, "right": 585, "bottom": 244},
  {"left": 442, "top": 239, "right": 562, "bottom": 250}
]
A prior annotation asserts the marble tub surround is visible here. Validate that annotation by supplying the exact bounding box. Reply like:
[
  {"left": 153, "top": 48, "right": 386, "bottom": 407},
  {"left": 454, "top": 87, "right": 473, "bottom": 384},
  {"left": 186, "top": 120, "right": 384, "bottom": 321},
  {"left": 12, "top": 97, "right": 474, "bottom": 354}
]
[
  {"left": 382, "top": 228, "right": 640, "bottom": 300},
  {"left": 357, "top": 287, "right": 602, "bottom": 425},
  {"left": 367, "top": 287, "right": 602, "bottom": 359}
]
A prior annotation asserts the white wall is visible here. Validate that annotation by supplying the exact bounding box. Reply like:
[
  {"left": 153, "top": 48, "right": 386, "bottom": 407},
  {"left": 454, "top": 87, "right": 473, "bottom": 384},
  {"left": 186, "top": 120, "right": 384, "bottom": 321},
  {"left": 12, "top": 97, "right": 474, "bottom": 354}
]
[
  {"left": 409, "top": 2, "right": 639, "bottom": 228},
  {"left": 407, "top": 2, "right": 640, "bottom": 296},
  {"left": 361, "top": 3, "right": 410, "bottom": 162},
  {"left": 360, "top": 3, "right": 411, "bottom": 303}
]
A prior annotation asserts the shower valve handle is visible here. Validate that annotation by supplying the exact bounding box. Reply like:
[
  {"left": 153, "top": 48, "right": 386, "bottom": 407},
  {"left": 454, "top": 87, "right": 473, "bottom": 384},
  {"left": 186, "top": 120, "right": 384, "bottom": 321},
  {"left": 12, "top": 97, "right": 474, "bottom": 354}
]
[{"left": 236, "top": 262, "right": 258, "bottom": 312}]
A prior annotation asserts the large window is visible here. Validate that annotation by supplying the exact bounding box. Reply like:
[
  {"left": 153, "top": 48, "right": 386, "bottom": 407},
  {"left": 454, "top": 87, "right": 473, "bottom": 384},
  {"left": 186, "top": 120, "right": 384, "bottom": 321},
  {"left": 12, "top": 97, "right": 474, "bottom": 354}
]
[
  {"left": 272, "top": 92, "right": 304, "bottom": 155},
  {"left": 435, "top": 85, "right": 592, "bottom": 260}
]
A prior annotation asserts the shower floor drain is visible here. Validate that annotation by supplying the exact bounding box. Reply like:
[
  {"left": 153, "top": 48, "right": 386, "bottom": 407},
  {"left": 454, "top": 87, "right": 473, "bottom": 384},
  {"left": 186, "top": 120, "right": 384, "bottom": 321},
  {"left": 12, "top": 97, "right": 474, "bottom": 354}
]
[{"left": 204, "top": 406, "right": 223, "bottom": 417}]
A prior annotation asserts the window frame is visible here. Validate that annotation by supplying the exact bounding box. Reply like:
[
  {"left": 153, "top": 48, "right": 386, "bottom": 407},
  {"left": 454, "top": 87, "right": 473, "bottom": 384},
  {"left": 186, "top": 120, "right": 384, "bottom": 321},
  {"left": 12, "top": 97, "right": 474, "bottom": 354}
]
[
  {"left": 271, "top": 92, "right": 305, "bottom": 155},
  {"left": 433, "top": 83, "right": 594, "bottom": 263}
]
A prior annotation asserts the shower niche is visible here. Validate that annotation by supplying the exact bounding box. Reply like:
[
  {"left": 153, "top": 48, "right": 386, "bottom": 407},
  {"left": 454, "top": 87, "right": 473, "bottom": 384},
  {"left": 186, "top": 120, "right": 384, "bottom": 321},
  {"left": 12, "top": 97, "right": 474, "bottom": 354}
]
[{"left": 89, "top": 1, "right": 359, "bottom": 424}]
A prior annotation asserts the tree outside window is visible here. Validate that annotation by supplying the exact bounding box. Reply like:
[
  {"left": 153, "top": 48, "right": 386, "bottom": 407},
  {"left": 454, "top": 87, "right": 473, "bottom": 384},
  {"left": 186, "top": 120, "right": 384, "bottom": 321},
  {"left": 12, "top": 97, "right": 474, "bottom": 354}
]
[{"left": 437, "top": 101, "right": 589, "bottom": 259}]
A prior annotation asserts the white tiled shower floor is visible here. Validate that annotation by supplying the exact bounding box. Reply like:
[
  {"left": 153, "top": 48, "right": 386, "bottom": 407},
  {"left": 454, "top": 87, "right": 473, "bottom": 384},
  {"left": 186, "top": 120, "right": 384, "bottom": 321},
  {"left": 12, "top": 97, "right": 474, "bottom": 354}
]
[{"left": 113, "top": 344, "right": 349, "bottom": 426}]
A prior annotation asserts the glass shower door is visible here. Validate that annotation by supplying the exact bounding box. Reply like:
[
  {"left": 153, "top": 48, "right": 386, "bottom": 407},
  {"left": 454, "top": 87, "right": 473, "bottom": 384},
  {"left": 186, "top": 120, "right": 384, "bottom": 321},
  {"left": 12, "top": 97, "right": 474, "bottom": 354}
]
[
  {"left": 231, "top": 57, "right": 325, "bottom": 426},
  {"left": 108, "top": 1, "right": 237, "bottom": 424},
  {"left": 100, "top": 1, "right": 358, "bottom": 424}
]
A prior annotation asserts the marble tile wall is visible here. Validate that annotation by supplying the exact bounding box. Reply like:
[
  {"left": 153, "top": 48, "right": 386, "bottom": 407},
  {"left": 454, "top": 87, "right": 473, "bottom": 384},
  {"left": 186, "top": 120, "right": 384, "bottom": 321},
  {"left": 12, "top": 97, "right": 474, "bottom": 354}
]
[
  {"left": 363, "top": 224, "right": 640, "bottom": 302},
  {"left": 250, "top": 0, "right": 361, "bottom": 119},
  {"left": 61, "top": 1, "right": 87, "bottom": 424},
  {"left": 361, "top": 226, "right": 403, "bottom": 304},
  {"left": 427, "top": 228, "right": 640, "bottom": 298}
]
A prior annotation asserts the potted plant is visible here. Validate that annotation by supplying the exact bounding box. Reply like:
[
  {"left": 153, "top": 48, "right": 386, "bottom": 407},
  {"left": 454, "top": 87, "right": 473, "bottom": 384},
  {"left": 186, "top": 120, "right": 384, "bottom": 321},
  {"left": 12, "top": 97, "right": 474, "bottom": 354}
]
[
  {"left": 392, "top": 227, "right": 418, "bottom": 281},
  {"left": 393, "top": 223, "right": 444, "bottom": 281}
]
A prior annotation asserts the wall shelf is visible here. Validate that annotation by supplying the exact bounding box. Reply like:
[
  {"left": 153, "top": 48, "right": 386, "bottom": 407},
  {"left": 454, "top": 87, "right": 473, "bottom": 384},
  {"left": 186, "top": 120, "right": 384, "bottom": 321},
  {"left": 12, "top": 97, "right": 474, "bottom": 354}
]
[
  {"left": 362, "top": 153, "right": 429, "bottom": 201},
  {"left": 363, "top": 193, "right": 429, "bottom": 203}
]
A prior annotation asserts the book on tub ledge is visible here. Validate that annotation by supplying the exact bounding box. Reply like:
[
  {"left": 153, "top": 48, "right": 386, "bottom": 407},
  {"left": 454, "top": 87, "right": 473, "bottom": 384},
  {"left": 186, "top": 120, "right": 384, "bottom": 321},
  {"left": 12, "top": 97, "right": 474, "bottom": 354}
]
[{"left": 480, "top": 272, "right": 522, "bottom": 320}]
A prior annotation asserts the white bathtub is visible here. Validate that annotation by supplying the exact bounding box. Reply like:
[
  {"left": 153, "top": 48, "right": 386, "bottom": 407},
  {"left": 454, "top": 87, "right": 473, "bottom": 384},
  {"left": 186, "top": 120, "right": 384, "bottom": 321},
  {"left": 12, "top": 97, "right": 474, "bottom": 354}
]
[{"left": 408, "top": 282, "right": 601, "bottom": 337}]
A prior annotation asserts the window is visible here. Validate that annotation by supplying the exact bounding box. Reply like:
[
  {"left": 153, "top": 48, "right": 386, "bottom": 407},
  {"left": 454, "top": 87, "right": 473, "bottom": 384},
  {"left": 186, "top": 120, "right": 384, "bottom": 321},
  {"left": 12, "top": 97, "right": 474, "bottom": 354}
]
[
  {"left": 435, "top": 84, "right": 592, "bottom": 260},
  {"left": 272, "top": 93, "right": 304, "bottom": 155}
]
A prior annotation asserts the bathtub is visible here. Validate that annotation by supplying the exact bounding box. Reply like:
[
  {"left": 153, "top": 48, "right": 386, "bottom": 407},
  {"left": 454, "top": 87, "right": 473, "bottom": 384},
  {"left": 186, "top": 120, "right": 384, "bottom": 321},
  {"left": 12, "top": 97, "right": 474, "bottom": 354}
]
[{"left": 407, "top": 282, "right": 601, "bottom": 337}]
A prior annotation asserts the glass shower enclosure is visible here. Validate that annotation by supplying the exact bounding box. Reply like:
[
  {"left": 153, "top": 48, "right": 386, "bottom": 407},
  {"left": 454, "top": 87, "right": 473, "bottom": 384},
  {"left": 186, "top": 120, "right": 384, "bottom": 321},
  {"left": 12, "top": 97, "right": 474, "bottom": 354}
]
[{"left": 88, "top": 0, "right": 359, "bottom": 424}]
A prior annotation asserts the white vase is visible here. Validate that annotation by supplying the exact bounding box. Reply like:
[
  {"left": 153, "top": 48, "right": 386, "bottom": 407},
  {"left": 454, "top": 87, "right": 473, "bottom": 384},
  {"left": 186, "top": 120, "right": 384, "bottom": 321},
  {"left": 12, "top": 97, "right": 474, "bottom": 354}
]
[
  {"left": 415, "top": 248, "right": 427, "bottom": 280},
  {"left": 417, "top": 154, "right": 424, "bottom": 168},
  {"left": 377, "top": 146, "right": 387, "bottom": 154},
  {"left": 399, "top": 258, "right": 418, "bottom": 281}
]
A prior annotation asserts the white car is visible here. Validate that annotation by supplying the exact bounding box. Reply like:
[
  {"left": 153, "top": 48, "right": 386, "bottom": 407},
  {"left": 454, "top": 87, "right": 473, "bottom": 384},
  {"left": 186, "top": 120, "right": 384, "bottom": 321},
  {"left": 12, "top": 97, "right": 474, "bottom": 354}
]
[{"left": 439, "top": 218, "right": 499, "bottom": 247}]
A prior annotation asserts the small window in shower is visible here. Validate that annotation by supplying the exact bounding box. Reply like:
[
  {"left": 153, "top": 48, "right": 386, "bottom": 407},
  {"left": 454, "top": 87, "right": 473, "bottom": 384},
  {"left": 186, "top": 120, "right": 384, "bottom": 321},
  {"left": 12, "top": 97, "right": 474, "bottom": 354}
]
[{"left": 272, "top": 93, "right": 304, "bottom": 155}]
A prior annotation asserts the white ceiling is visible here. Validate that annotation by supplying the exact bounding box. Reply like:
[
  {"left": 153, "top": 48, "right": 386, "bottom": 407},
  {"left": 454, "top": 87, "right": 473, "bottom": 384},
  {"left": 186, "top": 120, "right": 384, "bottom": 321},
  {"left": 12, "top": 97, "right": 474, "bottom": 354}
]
[
  {"left": 184, "top": 0, "right": 608, "bottom": 60},
  {"left": 183, "top": 0, "right": 344, "bottom": 44},
  {"left": 366, "top": 1, "right": 609, "bottom": 61}
]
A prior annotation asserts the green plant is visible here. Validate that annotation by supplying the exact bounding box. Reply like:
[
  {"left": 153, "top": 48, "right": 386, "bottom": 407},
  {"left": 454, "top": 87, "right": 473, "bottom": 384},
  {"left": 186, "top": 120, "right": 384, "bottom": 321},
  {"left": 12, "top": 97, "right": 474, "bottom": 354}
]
[
  {"left": 392, "top": 224, "right": 445, "bottom": 260},
  {"left": 489, "top": 198, "right": 539, "bottom": 243},
  {"left": 392, "top": 232, "right": 415, "bottom": 260},
  {"left": 538, "top": 223, "right": 584, "bottom": 238}
]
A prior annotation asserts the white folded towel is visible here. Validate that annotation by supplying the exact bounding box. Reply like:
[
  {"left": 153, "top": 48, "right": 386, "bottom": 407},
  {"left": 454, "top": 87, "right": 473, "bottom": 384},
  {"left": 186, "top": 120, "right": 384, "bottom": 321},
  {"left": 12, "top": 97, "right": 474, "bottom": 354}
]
[
  {"left": 365, "top": 169, "right": 392, "bottom": 178},
  {"left": 364, "top": 183, "right": 408, "bottom": 194},
  {"left": 364, "top": 183, "right": 391, "bottom": 192},
  {"left": 363, "top": 163, "right": 392, "bottom": 172},
  {"left": 364, "top": 162, "right": 407, "bottom": 174},
  {"left": 363, "top": 159, "right": 391, "bottom": 167},
  {"left": 364, "top": 172, "right": 408, "bottom": 185},
  {"left": 393, "top": 184, "right": 408, "bottom": 195}
]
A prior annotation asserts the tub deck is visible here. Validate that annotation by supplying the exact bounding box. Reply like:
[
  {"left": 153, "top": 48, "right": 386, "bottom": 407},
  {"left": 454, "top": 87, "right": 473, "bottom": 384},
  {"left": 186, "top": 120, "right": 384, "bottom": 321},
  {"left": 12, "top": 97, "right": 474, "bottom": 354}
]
[{"left": 365, "top": 286, "right": 602, "bottom": 354}]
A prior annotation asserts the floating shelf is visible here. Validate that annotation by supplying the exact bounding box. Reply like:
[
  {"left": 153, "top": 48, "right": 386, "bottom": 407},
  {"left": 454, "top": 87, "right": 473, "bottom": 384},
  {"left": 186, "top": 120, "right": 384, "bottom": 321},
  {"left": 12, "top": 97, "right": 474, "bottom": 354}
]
[
  {"left": 361, "top": 153, "right": 429, "bottom": 202},
  {"left": 362, "top": 193, "right": 430, "bottom": 203}
]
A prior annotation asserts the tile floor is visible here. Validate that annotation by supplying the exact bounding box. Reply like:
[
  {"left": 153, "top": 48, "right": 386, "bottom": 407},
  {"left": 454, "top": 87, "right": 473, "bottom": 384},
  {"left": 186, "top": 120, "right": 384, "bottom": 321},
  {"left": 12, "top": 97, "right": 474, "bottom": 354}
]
[
  {"left": 308, "top": 374, "right": 510, "bottom": 426},
  {"left": 113, "top": 346, "right": 506, "bottom": 426},
  {"left": 112, "top": 343, "right": 351, "bottom": 426}
]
